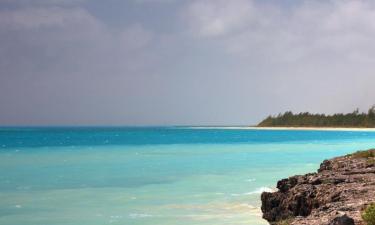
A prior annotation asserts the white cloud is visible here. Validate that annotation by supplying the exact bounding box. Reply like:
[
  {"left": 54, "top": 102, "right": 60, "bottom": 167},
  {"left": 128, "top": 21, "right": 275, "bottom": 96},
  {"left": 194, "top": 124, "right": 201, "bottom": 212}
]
[
  {"left": 184, "top": 0, "right": 255, "bottom": 37},
  {"left": 184, "top": 0, "right": 375, "bottom": 63},
  {"left": 178, "top": 0, "right": 375, "bottom": 118}
]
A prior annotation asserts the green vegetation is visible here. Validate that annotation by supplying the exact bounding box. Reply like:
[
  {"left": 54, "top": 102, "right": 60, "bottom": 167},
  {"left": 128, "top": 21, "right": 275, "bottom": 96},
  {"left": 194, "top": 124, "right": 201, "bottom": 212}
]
[
  {"left": 362, "top": 203, "right": 375, "bottom": 225},
  {"left": 367, "top": 158, "right": 375, "bottom": 167},
  {"left": 257, "top": 106, "right": 375, "bottom": 128},
  {"left": 349, "top": 149, "right": 375, "bottom": 159},
  {"left": 348, "top": 149, "right": 375, "bottom": 166}
]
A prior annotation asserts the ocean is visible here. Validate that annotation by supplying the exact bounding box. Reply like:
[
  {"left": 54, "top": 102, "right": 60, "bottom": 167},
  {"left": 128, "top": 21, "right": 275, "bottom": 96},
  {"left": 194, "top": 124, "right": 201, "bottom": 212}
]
[{"left": 1, "top": 127, "right": 375, "bottom": 225}]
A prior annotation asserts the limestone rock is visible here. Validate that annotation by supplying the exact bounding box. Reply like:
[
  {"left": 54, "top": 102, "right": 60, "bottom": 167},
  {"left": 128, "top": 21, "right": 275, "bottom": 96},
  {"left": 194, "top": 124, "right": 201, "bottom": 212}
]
[{"left": 261, "top": 149, "right": 375, "bottom": 225}]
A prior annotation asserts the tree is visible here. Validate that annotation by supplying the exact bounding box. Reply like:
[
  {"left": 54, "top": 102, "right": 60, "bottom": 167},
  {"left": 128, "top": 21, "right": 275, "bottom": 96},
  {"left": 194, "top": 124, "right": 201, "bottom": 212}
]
[{"left": 257, "top": 106, "right": 375, "bottom": 128}]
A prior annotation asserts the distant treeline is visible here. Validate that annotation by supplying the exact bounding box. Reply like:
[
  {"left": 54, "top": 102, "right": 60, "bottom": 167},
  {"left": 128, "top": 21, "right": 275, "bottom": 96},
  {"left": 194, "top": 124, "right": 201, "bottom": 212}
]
[{"left": 257, "top": 106, "right": 375, "bottom": 128}]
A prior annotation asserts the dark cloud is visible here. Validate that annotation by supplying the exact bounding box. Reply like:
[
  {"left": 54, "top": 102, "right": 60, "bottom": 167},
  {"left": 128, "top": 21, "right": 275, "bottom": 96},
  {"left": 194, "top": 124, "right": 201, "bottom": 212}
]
[{"left": 0, "top": 0, "right": 375, "bottom": 125}]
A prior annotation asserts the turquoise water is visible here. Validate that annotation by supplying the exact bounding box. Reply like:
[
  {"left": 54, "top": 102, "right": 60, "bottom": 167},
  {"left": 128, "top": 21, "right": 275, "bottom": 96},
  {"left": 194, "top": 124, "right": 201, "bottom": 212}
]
[{"left": 1, "top": 127, "right": 375, "bottom": 225}]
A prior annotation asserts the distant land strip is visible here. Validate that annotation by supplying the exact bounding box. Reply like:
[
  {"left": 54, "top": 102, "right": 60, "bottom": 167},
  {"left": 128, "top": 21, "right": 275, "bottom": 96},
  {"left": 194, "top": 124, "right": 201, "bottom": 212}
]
[{"left": 257, "top": 106, "right": 375, "bottom": 128}]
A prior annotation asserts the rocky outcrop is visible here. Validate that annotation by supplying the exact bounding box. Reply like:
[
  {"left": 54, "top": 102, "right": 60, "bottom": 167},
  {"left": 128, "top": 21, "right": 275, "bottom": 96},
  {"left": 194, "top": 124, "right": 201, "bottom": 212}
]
[{"left": 261, "top": 149, "right": 375, "bottom": 225}]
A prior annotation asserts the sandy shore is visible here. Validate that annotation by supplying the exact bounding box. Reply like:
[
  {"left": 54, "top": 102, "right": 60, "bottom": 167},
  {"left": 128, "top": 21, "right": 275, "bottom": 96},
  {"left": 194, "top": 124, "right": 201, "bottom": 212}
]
[
  {"left": 250, "top": 126, "right": 375, "bottom": 131},
  {"left": 188, "top": 126, "right": 375, "bottom": 132}
]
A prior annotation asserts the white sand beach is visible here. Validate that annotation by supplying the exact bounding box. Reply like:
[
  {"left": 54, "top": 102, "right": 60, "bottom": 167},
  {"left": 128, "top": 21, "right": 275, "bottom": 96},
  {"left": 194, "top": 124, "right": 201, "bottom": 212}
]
[{"left": 188, "top": 126, "right": 375, "bottom": 132}]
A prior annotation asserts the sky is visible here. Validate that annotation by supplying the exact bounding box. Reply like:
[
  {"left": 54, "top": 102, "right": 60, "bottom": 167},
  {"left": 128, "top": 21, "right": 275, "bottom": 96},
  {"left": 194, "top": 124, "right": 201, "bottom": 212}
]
[{"left": 1, "top": 0, "right": 375, "bottom": 126}]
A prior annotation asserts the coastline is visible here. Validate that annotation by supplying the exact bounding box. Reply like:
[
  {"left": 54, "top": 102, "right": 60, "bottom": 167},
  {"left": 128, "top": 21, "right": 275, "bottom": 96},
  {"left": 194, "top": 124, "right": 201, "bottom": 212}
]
[
  {"left": 188, "top": 126, "right": 375, "bottom": 132},
  {"left": 251, "top": 126, "right": 375, "bottom": 132}
]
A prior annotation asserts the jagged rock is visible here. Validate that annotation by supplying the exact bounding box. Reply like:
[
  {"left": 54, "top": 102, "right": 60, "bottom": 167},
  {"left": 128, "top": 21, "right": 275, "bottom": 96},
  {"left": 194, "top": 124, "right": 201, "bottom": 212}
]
[{"left": 261, "top": 149, "right": 375, "bottom": 225}]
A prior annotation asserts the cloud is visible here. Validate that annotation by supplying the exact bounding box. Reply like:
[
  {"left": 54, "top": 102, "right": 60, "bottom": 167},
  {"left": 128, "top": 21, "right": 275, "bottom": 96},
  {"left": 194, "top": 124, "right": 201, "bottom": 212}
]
[
  {"left": 183, "top": 0, "right": 375, "bottom": 63},
  {"left": 0, "top": 5, "right": 154, "bottom": 73},
  {"left": 1, "top": 0, "right": 375, "bottom": 125},
  {"left": 179, "top": 0, "right": 375, "bottom": 117},
  {"left": 0, "top": 6, "right": 108, "bottom": 78},
  {"left": 134, "top": 0, "right": 175, "bottom": 3},
  {"left": 0, "top": 4, "right": 163, "bottom": 125},
  {"left": 119, "top": 24, "right": 154, "bottom": 51},
  {"left": 0, "top": 0, "right": 86, "bottom": 6},
  {"left": 184, "top": 0, "right": 255, "bottom": 37},
  {"left": 0, "top": 7, "right": 100, "bottom": 30}
]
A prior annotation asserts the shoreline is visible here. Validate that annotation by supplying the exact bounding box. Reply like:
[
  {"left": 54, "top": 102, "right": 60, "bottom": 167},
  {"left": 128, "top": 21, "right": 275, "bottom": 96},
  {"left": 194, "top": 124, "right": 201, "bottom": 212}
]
[
  {"left": 251, "top": 126, "right": 375, "bottom": 131},
  {"left": 188, "top": 126, "right": 375, "bottom": 132}
]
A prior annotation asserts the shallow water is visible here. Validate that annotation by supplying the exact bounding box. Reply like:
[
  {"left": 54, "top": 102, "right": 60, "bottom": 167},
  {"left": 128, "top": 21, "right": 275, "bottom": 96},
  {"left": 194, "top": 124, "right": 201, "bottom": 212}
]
[{"left": 1, "top": 127, "right": 375, "bottom": 225}]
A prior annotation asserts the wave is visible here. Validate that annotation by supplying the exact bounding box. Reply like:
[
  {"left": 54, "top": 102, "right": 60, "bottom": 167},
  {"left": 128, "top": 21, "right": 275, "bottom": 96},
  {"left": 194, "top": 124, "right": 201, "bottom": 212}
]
[
  {"left": 231, "top": 187, "right": 275, "bottom": 196},
  {"left": 246, "top": 187, "right": 275, "bottom": 194},
  {"left": 246, "top": 178, "right": 256, "bottom": 182},
  {"left": 128, "top": 213, "right": 153, "bottom": 219}
]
